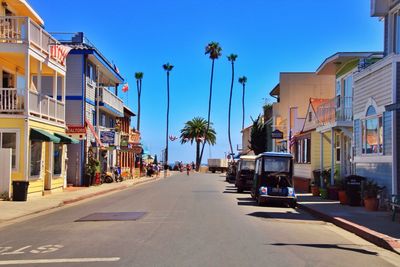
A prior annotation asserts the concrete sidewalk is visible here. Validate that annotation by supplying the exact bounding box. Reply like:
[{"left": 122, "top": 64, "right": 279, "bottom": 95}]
[
  {"left": 297, "top": 194, "right": 400, "bottom": 254},
  {"left": 0, "top": 175, "right": 168, "bottom": 223}
]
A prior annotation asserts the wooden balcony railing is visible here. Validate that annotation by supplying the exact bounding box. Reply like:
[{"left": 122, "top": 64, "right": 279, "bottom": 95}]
[{"left": 98, "top": 87, "right": 124, "bottom": 116}]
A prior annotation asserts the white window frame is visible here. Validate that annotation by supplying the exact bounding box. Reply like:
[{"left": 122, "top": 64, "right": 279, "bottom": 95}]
[
  {"left": 361, "top": 113, "right": 383, "bottom": 156},
  {"left": 0, "top": 129, "right": 20, "bottom": 171}
]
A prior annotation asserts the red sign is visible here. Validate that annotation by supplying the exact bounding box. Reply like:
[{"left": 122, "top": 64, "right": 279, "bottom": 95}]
[
  {"left": 66, "top": 125, "right": 86, "bottom": 134},
  {"left": 50, "top": 45, "right": 72, "bottom": 66}
]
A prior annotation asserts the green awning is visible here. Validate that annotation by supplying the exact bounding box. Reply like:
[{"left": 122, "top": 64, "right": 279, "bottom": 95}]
[
  {"left": 54, "top": 133, "right": 79, "bottom": 144},
  {"left": 30, "top": 129, "right": 61, "bottom": 143}
]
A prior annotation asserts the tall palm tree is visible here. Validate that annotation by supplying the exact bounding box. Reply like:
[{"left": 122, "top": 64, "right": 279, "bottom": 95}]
[
  {"left": 135, "top": 72, "right": 144, "bottom": 132},
  {"left": 238, "top": 76, "right": 247, "bottom": 130},
  {"left": 162, "top": 63, "right": 174, "bottom": 173},
  {"left": 180, "top": 117, "right": 217, "bottom": 170},
  {"left": 199, "top": 41, "right": 222, "bottom": 168},
  {"left": 227, "top": 54, "right": 237, "bottom": 158}
]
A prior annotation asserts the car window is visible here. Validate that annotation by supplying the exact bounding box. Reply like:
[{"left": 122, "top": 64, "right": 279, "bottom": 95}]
[{"left": 263, "top": 157, "right": 290, "bottom": 172}]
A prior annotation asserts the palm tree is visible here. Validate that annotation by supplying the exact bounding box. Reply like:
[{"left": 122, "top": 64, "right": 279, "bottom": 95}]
[
  {"left": 135, "top": 72, "right": 144, "bottom": 132},
  {"left": 249, "top": 115, "right": 267, "bottom": 155},
  {"left": 238, "top": 76, "right": 247, "bottom": 130},
  {"left": 162, "top": 63, "right": 174, "bottom": 172},
  {"left": 180, "top": 117, "right": 217, "bottom": 170},
  {"left": 227, "top": 54, "right": 237, "bottom": 158},
  {"left": 199, "top": 41, "right": 222, "bottom": 167}
]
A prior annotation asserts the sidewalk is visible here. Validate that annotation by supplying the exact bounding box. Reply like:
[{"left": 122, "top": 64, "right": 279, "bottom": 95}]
[
  {"left": 0, "top": 175, "right": 167, "bottom": 223},
  {"left": 297, "top": 194, "right": 400, "bottom": 254}
]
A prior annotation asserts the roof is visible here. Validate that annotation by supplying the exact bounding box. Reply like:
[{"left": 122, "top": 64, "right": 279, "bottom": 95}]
[
  {"left": 123, "top": 106, "right": 135, "bottom": 117},
  {"left": 257, "top": 152, "right": 293, "bottom": 158},
  {"left": 11, "top": 0, "right": 44, "bottom": 26},
  {"left": 269, "top": 83, "right": 280, "bottom": 97},
  {"left": 241, "top": 124, "right": 252, "bottom": 133},
  {"left": 316, "top": 52, "right": 382, "bottom": 75},
  {"left": 239, "top": 155, "right": 257, "bottom": 160}
]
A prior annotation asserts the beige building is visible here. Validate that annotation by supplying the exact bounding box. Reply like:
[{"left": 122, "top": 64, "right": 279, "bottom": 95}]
[{"left": 270, "top": 72, "right": 335, "bottom": 191}]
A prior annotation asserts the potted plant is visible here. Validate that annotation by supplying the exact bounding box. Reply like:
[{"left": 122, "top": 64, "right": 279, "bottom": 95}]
[
  {"left": 363, "top": 179, "right": 381, "bottom": 211},
  {"left": 336, "top": 178, "right": 347, "bottom": 205},
  {"left": 311, "top": 169, "right": 321, "bottom": 196},
  {"left": 319, "top": 169, "right": 330, "bottom": 199}
]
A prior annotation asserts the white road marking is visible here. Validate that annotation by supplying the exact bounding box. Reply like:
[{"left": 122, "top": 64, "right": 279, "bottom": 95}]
[{"left": 0, "top": 257, "right": 120, "bottom": 265}]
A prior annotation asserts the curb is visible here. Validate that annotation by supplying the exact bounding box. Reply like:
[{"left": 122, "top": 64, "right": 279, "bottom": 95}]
[{"left": 298, "top": 203, "right": 400, "bottom": 254}]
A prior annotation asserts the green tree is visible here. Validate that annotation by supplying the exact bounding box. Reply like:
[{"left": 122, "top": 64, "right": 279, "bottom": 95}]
[
  {"left": 180, "top": 117, "right": 217, "bottom": 170},
  {"left": 162, "top": 63, "right": 174, "bottom": 171},
  {"left": 249, "top": 115, "right": 267, "bottom": 155},
  {"left": 199, "top": 41, "right": 222, "bottom": 166},
  {"left": 238, "top": 76, "right": 248, "bottom": 130},
  {"left": 135, "top": 72, "right": 144, "bottom": 132},
  {"left": 227, "top": 54, "right": 238, "bottom": 157}
]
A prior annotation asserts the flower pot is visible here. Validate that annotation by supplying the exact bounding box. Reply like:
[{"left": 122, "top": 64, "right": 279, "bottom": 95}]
[
  {"left": 328, "top": 186, "right": 339, "bottom": 200},
  {"left": 319, "top": 188, "right": 328, "bottom": 199},
  {"left": 338, "top": 190, "right": 347, "bottom": 205},
  {"left": 364, "top": 197, "right": 378, "bottom": 211},
  {"left": 311, "top": 186, "right": 320, "bottom": 196}
]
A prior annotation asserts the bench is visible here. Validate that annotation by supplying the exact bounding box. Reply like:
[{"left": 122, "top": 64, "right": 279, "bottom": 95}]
[{"left": 389, "top": 195, "right": 400, "bottom": 222}]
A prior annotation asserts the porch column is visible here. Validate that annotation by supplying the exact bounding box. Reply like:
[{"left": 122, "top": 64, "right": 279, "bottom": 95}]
[
  {"left": 24, "top": 54, "right": 30, "bottom": 116},
  {"left": 61, "top": 75, "right": 65, "bottom": 122},
  {"left": 331, "top": 129, "right": 335, "bottom": 185},
  {"left": 53, "top": 71, "right": 57, "bottom": 100},
  {"left": 96, "top": 66, "right": 100, "bottom": 161},
  {"left": 320, "top": 132, "right": 324, "bottom": 188}
]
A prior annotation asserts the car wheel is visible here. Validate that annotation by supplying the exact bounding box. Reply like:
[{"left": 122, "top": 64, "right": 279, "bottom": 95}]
[
  {"left": 289, "top": 200, "right": 297, "bottom": 209},
  {"left": 237, "top": 187, "right": 243, "bottom": 193}
]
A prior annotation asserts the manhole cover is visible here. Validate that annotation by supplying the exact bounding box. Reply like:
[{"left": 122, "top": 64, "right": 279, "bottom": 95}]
[{"left": 76, "top": 212, "right": 147, "bottom": 222}]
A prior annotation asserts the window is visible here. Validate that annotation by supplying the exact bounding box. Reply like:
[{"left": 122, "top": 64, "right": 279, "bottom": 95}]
[
  {"left": 263, "top": 157, "right": 291, "bottom": 172},
  {"left": 395, "top": 12, "right": 400, "bottom": 53},
  {"left": 87, "top": 63, "right": 95, "bottom": 82},
  {"left": 308, "top": 111, "right": 312, "bottom": 122},
  {"left": 335, "top": 134, "right": 340, "bottom": 162},
  {"left": 101, "top": 114, "right": 106, "bottom": 127},
  {"left": 361, "top": 106, "right": 383, "bottom": 154},
  {"left": 0, "top": 131, "right": 18, "bottom": 169},
  {"left": 92, "top": 110, "right": 96, "bottom": 126},
  {"left": 336, "top": 80, "right": 341, "bottom": 108},
  {"left": 295, "top": 137, "right": 311, "bottom": 164},
  {"left": 53, "top": 144, "right": 63, "bottom": 175},
  {"left": 109, "top": 118, "right": 114, "bottom": 128},
  {"left": 30, "top": 141, "right": 42, "bottom": 176}
]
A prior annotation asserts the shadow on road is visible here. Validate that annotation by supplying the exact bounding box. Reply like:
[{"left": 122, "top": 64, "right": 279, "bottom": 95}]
[
  {"left": 269, "top": 243, "right": 378, "bottom": 256},
  {"left": 247, "top": 211, "right": 318, "bottom": 221}
]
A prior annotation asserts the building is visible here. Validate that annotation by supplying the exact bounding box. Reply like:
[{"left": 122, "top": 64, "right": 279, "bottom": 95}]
[
  {"left": 270, "top": 72, "right": 335, "bottom": 191},
  {"left": 315, "top": 52, "right": 382, "bottom": 185},
  {"left": 350, "top": 0, "right": 400, "bottom": 196},
  {"left": 240, "top": 125, "right": 253, "bottom": 155},
  {"left": 61, "top": 32, "right": 125, "bottom": 185},
  {"left": 0, "top": 0, "right": 80, "bottom": 198}
]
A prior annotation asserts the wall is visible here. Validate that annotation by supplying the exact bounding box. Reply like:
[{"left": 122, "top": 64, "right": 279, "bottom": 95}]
[{"left": 310, "top": 131, "right": 332, "bottom": 171}]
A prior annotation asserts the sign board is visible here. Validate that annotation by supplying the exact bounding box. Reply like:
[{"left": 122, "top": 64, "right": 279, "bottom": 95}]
[
  {"left": 66, "top": 125, "right": 86, "bottom": 134},
  {"left": 129, "top": 129, "right": 140, "bottom": 144},
  {"left": 100, "top": 131, "right": 115, "bottom": 145},
  {"left": 132, "top": 145, "right": 143, "bottom": 154},
  {"left": 271, "top": 129, "right": 284, "bottom": 139},
  {"left": 120, "top": 135, "right": 129, "bottom": 148}
]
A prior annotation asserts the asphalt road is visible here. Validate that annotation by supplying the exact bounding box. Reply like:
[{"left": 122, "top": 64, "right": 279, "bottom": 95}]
[{"left": 0, "top": 173, "right": 399, "bottom": 267}]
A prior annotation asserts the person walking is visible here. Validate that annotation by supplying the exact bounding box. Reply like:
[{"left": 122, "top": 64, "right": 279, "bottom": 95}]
[{"left": 186, "top": 163, "right": 191, "bottom": 176}]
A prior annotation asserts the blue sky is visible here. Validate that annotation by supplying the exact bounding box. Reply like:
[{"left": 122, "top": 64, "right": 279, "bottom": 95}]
[{"left": 31, "top": 0, "right": 383, "bottom": 164}]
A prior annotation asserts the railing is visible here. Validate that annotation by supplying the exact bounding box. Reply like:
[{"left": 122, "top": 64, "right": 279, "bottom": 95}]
[
  {"left": 317, "top": 96, "right": 352, "bottom": 125},
  {"left": 0, "top": 88, "right": 24, "bottom": 112},
  {"left": 99, "top": 87, "right": 124, "bottom": 115},
  {"left": 0, "top": 16, "right": 61, "bottom": 62}
]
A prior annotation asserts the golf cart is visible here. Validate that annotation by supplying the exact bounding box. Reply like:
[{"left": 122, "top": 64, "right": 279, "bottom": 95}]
[
  {"left": 235, "top": 155, "right": 257, "bottom": 193},
  {"left": 250, "top": 152, "right": 296, "bottom": 208}
]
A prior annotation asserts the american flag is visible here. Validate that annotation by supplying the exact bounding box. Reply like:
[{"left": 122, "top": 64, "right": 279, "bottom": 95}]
[
  {"left": 289, "top": 130, "right": 296, "bottom": 148},
  {"left": 122, "top": 83, "right": 129, "bottom": 92}
]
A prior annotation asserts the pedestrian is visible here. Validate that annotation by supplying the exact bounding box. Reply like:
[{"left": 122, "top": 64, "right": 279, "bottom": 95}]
[
  {"left": 191, "top": 161, "right": 195, "bottom": 171},
  {"left": 186, "top": 163, "right": 191, "bottom": 176}
]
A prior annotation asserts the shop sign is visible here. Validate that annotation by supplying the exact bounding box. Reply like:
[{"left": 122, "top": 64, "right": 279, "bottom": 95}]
[
  {"left": 271, "top": 129, "right": 284, "bottom": 139},
  {"left": 132, "top": 145, "right": 143, "bottom": 154},
  {"left": 129, "top": 129, "right": 140, "bottom": 143},
  {"left": 66, "top": 125, "right": 86, "bottom": 134},
  {"left": 120, "top": 135, "right": 129, "bottom": 147},
  {"left": 100, "top": 131, "right": 115, "bottom": 145}
]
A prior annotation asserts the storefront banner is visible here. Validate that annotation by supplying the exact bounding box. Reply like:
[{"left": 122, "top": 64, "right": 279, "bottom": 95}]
[{"left": 100, "top": 131, "right": 115, "bottom": 145}]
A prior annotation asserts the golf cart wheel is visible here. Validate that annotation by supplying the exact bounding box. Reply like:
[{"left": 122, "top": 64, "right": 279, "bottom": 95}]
[
  {"left": 289, "top": 200, "right": 297, "bottom": 209},
  {"left": 237, "top": 187, "right": 243, "bottom": 193},
  {"left": 257, "top": 197, "right": 264, "bottom": 206}
]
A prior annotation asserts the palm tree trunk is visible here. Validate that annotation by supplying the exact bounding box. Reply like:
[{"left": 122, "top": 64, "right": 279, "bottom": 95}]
[
  {"left": 137, "top": 80, "right": 141, "bottom": 132},
  {"left": 228, "top": 61, "right": 234, "bottom": 157},
  {"left": 199, "top": 59, "right": 215, "bottom": 168},
  {"left": 196, "top": 140, "right": 200, "bottom": 170},
  {"left": 165, "top": 72, "right": 170, "bottom": 173},
  {"left": 242, "top": 83, "right": 245, "bottom": 130}
]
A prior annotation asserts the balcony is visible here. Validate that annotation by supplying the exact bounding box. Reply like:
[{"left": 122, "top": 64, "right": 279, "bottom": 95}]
[
  {"left": 98, "top": 87, "right": 124, "bottom": 117},
  {"left": 0, "top": 16, "right": 64, "bottom": 66},
  {"left": 0, "top": 88, "right": 65, "bottom": 124},
  {"left": 316, "top": 96, "right": 352, "bottom": 126}
]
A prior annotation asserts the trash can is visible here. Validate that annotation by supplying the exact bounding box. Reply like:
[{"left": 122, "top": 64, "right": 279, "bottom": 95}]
[
  {"left": 12, "top": 181, "right": 29, "bottom": 201},
  {"left": 345, "top": 175, "right": 365, "bottom": 206}
]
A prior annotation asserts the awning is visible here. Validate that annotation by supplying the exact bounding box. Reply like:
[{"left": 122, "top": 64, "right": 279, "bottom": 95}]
[
  {"left": 30, "top": 129, "right": 61, "bottom": 143},
  {"left": 54, "top": 133, "right": 79, "bottom": 144}
]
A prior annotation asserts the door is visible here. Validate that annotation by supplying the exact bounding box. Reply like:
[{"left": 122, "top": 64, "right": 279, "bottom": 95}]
[
  {"left": 342, "top": 136, "right": 351, "bottom": 177},
  {"left": 0, "top": 148, "right": 12, "bottom": 199}
]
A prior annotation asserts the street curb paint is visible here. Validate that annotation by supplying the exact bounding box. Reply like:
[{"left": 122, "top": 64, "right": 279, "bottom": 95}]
[{"left": 297, "top": 203, "right": 400, "bottom": 255}]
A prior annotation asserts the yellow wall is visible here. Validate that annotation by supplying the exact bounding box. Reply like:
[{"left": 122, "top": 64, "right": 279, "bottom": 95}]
[{"left": 311, "top": 131, "right": 332, "bottom": 170}]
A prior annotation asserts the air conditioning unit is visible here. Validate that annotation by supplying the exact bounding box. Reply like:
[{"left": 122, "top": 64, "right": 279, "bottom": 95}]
[{"left": 371, "top": 0, "right": 390, "bottom": 17}]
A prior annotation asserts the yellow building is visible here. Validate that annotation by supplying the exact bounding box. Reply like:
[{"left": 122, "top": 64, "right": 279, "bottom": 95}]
[
  {"left": 269, "top": 72, "right": 335, "bottom": 192},
  {"left": 0, "top": 0, "right": 76, "bottom": 198}
]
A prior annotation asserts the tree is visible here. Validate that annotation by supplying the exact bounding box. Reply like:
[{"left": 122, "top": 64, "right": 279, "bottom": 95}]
[
  {"left": 162, "top": 63, "right": 174, "bottom": 172},
  {"left": 135, "top": 72, "right": 144, "bottom": 132},
  {"left": 199, "top": 41, "right": 222, "bottom": 168},
  {"left": 238, "top": 76, "right": 248, "bottom": 130},
  {"left": 180, "top": 117, "right": 217, "bottom": 170},
  {"left": 249, "top": 115, "right": 267, "bottom": 155},
  {"left": 227, "top": 54, "right": 238, "bottom": 158}
]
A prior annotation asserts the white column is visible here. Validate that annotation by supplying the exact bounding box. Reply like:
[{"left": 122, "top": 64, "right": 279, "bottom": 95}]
[
  {"left": 320, "top": 132, "right": 324, "bottom": 188},
  {"left": 61, "top": 75, "right": 66, "bottom": 122},
  {"left": 24, "top": 54, "right": 30, "bottom": 116},
  {"left": 53, "top": 71, "right": 57, "bottom": 100},
  {"left": 331, "top": 129, "right": 335, "bottom": 185}
]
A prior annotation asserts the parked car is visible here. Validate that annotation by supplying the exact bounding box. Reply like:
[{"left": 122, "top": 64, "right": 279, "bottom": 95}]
[
  {"left": 250, "top": 152, "right": 296, "bottom": 208},
  {"left": 235, "top": 155, "right": 257, "bottom": 193}
]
